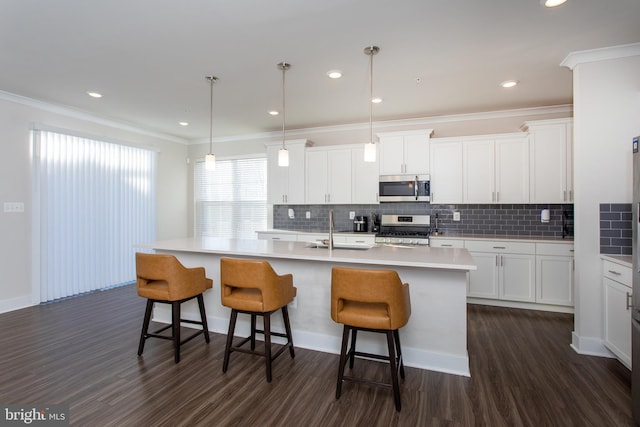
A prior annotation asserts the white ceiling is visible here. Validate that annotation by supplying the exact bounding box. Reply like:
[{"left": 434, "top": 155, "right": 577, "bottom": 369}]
[{"left": 1, "top": 0, "right": 639, "bottom": 142}]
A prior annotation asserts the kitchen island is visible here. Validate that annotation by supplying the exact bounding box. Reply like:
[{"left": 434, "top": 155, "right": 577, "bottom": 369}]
[{"left": 139, "top": 237, "right": 477, "bottom": 376}]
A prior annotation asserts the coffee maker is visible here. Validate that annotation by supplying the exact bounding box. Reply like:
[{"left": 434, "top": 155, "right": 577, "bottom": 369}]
[
  {"left": 353, "top": 216, "right": 369, "bottom": 232},
  {"left": 371, "top": 213, "right": 380, "bottom": 232}
]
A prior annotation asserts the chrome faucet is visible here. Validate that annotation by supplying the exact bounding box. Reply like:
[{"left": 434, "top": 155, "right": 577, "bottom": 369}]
[{"left": 329, "top": 209, "right": 334, "bottom": 250}]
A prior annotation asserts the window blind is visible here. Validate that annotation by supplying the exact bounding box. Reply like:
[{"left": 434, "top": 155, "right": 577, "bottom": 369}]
[
  {"left": 33, "top": 130, "right": 156, "bottom": 302},
  {"left": 194, "top": 156, "right": 267, "bottom": 239}
]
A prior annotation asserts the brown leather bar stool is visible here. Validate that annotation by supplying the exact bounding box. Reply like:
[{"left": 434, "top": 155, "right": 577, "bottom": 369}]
[
  {"left": 220, "top": 257, "right": 296, "bottom": 382},
  {"left": 136, "top": 252, "right": 213, "bottom": 363},
  {"left": 331, "top": 267, "right": 411, "bottom": 411}
]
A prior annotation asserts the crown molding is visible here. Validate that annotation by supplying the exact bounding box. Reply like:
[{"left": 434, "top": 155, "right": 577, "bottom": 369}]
[
  {"left": 0, "top": 90, "right": 188, "bottom": 145},
  {"left": 190, "top": 104, "right": 573, "bottom": 145},
  {"left": 561, "top": 42, "right": 640, "bottom": 70}
]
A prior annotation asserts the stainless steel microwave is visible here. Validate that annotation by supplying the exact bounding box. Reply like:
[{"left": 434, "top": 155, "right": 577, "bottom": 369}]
[{"left": 378, "top": 174, "right": 430, "bottom": 202}]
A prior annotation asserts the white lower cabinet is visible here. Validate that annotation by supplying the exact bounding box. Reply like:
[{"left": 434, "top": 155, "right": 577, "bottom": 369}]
[
  {"left": 602, "top": 258, "right": 632, "bottom": 369},
  {"left": 535, "top": 243, "right": 574, "bottom": 306},
  {"left": 465, "top": 240, "right": 536, "bottom": 303},
  {"left": 256, "top": 232, "right": 298, "bottom": 242}
]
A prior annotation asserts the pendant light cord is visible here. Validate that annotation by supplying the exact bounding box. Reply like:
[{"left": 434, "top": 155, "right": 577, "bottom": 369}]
[
  {"left": 209, "top": 77, "right": 214, "bottom": 153},
  {"left": 282, "top": 64, "right": 286, "bottom": 149},
  {"left": 369, "top": 48, "right": 373, "bottom": 144}
]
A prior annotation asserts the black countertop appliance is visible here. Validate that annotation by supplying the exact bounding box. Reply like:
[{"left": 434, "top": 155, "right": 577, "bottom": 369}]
[{"left": 353, "top": 215, "right": 368, "bottom": 232}]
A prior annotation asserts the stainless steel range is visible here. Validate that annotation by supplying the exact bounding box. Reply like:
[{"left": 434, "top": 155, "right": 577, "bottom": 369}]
[{"left": 374, "top": 214, "right": 431, "bottom": 246}]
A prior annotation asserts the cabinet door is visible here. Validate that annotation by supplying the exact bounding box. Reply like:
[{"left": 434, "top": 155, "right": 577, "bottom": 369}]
[
  {"left": 430, "top": 141, "right": 463, "bottom": 204},
  {"left": 463, "top": 140, "right": 494, "bottom": 203},
  {"left": 379, "top": 135, "right": 405, "bottom": 175},
  {"left": 305, "top": 150, "right": 328, "bottom": 204},
  {"left": 467, "top": 252, "right": 499, "bottom": 298},
  {"left": 327, "top": 149, "right": 352, "bottom": 204},
  {"left": 404, "top": 134, "right": 430, "bottom": 174},
  {"left": 267, "top": 145, "right": 288, "bottom": 205},
  {"left": 529, "top": 124, "right": 568, "bottom": 203},
  {"left": 286, "top": 142, "right": 307, "bottom": 204},
  {"left": 495, "top": 137, "right": 529, "bottom": 203},
  {"left": 536, "top": 255, "right": 573, "bottom": 306},
  {"left": 603, "top": 277, "right": 632, "bottom": 368},
  {"left": 500, "top": 254, "right": 535, "bottom": 302},
  {"left": 352, "top": 147, "right": 379, "bottom": 204}
]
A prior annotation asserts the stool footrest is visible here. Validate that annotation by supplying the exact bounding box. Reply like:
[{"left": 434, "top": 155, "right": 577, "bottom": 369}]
[
  {"left": 230, "top": 334, "right": 293, "bottom": 362},
  {"left": 342, "top": 374, "right": 393, "bottom": 390}
]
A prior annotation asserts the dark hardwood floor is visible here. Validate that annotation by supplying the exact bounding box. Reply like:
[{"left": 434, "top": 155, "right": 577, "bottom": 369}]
[{"left": 0, "top": 284, "right": 633, "bottom": 426}]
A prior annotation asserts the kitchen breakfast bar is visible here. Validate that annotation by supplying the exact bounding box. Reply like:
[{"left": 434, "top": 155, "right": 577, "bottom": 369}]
[{"left": 139, "top": 237, "right": 477, "bottom": 376}]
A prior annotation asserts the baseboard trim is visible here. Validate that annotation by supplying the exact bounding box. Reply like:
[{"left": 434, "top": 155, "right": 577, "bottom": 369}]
[
  {"left": 0, "top": 295, "right": 34, "bottom": 314},
  {"left": 570, "top": 331, "right": 615, "bottom": 358}
]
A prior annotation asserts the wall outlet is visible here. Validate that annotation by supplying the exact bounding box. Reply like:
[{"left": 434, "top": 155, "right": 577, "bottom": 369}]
[
  {"left": 3, "top": 202, "right": 24, "bottom": 213},
  {"left": 288, "top": 208, "right": 295, "bottom": 219},
  {"left": 349, "top": 211, "right": 355, "bottom": 220},
  {"left": 453, "top": 211, "right": 461, "bottom": 221},
  {"left": 306, "top": 211, "right": 311, "bottom": 219}
]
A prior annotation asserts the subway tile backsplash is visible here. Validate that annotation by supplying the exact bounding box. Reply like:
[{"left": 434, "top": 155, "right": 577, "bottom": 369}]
[
  {"left": 600, "top": 203, "right": 632, "bottom": 255},
  {"left": 273, "top": 203, "right": 574, "bottom": 238}
]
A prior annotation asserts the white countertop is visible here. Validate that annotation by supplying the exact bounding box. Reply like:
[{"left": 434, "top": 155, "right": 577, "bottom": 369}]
[
  {"left": 139, "top": 237, "right": 477, "bottom": 271},
  {"left": 430, "top": 234, "right": 573, "bottom": 244},
  {"left": 257, "top": 229, "right": 377, "bottom": 237},
  {"left": 601, "top": 254, "right": 632, "bottom": 268}
]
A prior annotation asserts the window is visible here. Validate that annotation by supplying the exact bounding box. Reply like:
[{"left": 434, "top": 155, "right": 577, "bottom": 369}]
[
  {"left": 194, "top": 156, "right": 267, "bottom": 239},
  {"left": 32, "top": 130, "right": 156, "bottom": 302}
]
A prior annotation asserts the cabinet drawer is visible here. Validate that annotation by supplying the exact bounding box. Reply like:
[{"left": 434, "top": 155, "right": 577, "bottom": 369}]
[
  {"left": 464, "top": 240, "right": 535, "bottom": 254},
  {"left": 603, "top": 260, "right": 632, "bottom": 287},
  {"left": 431, "top": 239, "right": 464, "bottom": 248},
  {"left": 536, "top": 242, "right": 574, "bottom": 256}
]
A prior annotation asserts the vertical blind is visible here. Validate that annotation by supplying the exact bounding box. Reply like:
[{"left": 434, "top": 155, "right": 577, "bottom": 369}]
[
  {"left": 194, "top": 157, "right": 267, "bottom": 239},
  {"left": 33, "top": 130, "right": 156, "bottom": 302}
]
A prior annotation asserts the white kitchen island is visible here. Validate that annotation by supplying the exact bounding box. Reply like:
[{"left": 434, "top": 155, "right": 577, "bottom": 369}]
[{"left": 139, "top": 237, "right": 477, "bottom": 376}]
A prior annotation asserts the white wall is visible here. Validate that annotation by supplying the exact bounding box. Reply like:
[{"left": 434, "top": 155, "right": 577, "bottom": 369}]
[
  {"left": 569, "top": 50, "right": 640, "bottom": 355},
  {"left": 0, "top": 95, "right": 189, "bottom": 312}
]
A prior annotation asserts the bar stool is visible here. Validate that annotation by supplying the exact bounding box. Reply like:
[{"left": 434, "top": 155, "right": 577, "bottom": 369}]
[
  {"left": 135, "top": 252, "right": 212, "bottom": 363},
  {"left": 220, "top": 258, "right": 296, "bottom": 382},
  {"left": 331, "top": 267, "right": 411, "bottom": 411}
]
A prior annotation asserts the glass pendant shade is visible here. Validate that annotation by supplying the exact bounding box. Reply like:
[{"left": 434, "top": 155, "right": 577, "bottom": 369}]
[
  {"left": 278, "top": 148, "right": 289, "bottom": 167},
  {"left": 205, "top": 153, "right": 216, "bottom": 171},
  {"left": 364, "top": 142, "right": 376, "bottom": 162}
]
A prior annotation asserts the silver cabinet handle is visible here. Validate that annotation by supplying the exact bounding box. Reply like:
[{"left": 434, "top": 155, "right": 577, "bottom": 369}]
[
  {"left": 441, "top": 244, "right": 453, "bottom": 247},
  {"left": 563, "top": 190, "right": 567, "bottom": 201},
  {"left": 627, "top": 292, "right": 633, "bottom": 310},
  {"left": 493, "top": 246, "right": 506, "bottom": 249},
  {"left": 608, "top": 270, "right": 622, "bottom": 276},
  {"left": 496, "top": 191, "right": 499, "bottom": 203},
  {"left": 272, "top": 237, "right": 281, "bottom": 240}
]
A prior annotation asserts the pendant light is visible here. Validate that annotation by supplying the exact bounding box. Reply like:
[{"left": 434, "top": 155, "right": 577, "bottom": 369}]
[
  {"left": 364, "top": 46, "right": 379, "bottom": 163},
  {"left": 277, "top": 62, "right": 291, "bottom": 167},
  {"left": 205, "top": 75, "right": 218, "bottom": 171}
]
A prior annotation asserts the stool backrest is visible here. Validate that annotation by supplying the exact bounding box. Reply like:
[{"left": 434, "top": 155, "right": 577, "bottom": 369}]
[
  {"left": 136, "top": 252, "right": 209, "bottom": 301},
  {"left": 220, "top": 258, "right": 294, "bottom": 311},
  {"left": 331, "top": 267, "right": 411, "bottom": 329}
]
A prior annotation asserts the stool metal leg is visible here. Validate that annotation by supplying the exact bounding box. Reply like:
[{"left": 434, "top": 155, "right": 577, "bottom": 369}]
[
  {"left": 264, "top": 312, "right": 272, "bottom": 382},
  {"left": 138, "top": 299, "right": 154, "bottom": 356},
  {"left": 394, "top": 329, "right": 405, "bottom": 379},
  {"left": 197, "top": 294, "right": 210, "bottom": 344},
  {"left": 250, "top": 314, "right": 257, "bottom": 350},
  {"left": 281, "top": 305, "right": 295, "bottom": 358},
  {"left": 386, "top": 330, "right": 401, "bottom": 411},
  {"left": 336, "top": 325, "right": 350, "bottom": 399},
  {"left": 223, "top": 309, "right": 238, "bottom": 373},
  {"left": 172, "top": 301, "right": 182, "bottom": 363},
  {"left": 348, "top": 328, "right": 358, "bottom": 369}
]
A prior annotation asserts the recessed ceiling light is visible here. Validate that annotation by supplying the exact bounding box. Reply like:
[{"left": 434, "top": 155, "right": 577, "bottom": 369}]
[
  {"left": 371, "top": 97, "right": 382, "bottom": 104},
  {"left": 327, "top": 70, "right": 343, "bottom": 79},
  {"left": 542, "top": 0, "right": 567, "bottom": 7},
  {"left": 179, "top": 122, "right": 189, "bottom": 126},
  {"left": 86, "top": 91, "right": 103, "bottom": 98},
  {"left": 269, "top": 110, "right": 279, "bottom": 116},
  {"left": 500, "top": 80, "right": 519, "bottom": 88}
]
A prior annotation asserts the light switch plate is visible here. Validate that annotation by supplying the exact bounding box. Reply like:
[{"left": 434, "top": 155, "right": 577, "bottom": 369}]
[
  {"left": 349, "top": 211, "right": 355, "bottom": 220},
  {"left": 453, "top": 211, "right": 461, "bottom": 221},
  {"left": 306, "top": 211, "right": 311, "bottom": 219}
]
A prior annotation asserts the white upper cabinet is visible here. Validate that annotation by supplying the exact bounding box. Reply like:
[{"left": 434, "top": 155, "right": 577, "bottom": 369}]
[
  {"left": 430, "top": 140, "right": 463, "bottom": 204},
  {"left": 266, "top": 139, "right": 310, "bottom": 205},
  {"left": 523, "top": 118, "right": 573, "bottom": 203},
  {"left": 351, "top": 146, "right": 379, "bottom": 204},
  {"left": 305, "top": 147, "right": 352, "bottom": 204},
  {"left": 378, "top": 129, "right": 433, "bottom": 175},
  {"left": 463, "top": 135, "right": 529, "bottom": 204}
]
